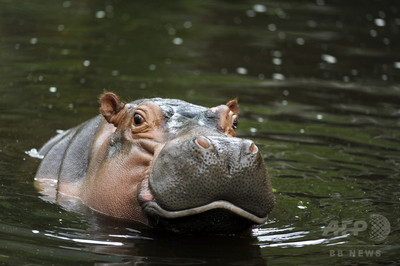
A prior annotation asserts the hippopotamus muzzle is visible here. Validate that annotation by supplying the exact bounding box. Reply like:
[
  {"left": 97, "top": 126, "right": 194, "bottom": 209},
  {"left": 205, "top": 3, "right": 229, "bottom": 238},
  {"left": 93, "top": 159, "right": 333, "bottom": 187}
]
[
  {"left": 139, "top": 134, "right": 274, "bottom": 234},
  {"left": 35, "top": 93, "right": 274, "bottom": 234}
]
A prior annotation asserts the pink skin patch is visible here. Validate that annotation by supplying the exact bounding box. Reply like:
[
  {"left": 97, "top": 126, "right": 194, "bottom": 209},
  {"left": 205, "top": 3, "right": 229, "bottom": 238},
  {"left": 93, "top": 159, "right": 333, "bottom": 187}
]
[
  {"left": 250, "top": 143, "right": 258, "bottom": 154},
  {"left": 140, "top": 179, "right": 154, "bottom": 202},
  {"left": 196, "top": 136, "right": 211, "bottom": 149}
]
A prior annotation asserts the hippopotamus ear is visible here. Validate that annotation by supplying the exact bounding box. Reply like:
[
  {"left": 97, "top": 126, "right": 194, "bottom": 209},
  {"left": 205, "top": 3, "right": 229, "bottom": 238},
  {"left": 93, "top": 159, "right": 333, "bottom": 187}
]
[
  {"left": 100, "top": 92, "right": 126, "bottom": 126},
  {"left": 226, "top": 98, "right": 239, "bottom": 115}
]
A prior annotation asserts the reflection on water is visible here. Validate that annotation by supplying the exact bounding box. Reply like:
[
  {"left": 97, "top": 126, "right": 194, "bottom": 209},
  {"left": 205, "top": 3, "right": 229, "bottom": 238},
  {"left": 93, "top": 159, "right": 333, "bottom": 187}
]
[{"left": 0, "top": 0, "right": 399, "bottom": 265}]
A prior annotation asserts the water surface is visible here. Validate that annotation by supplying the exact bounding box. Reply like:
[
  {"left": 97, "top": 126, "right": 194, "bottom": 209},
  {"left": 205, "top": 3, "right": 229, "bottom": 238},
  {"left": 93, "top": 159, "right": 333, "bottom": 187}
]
[{"left": 0, "top": 0, "right": 399, "bottom": 265}]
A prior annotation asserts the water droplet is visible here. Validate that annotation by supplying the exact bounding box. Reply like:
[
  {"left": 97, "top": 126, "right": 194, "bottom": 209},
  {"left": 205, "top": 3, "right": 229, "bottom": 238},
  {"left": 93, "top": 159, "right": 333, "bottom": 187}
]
[
  {"left": 25, "top": 148, "right": 44, "bottom": 159},
  {"left": 236, "top": 67, "right": 248, "bottom": 75},
  {"left": 394, "top": 62, "right": 400, "bottom": 69},
  {"left": 300, "top": 129, "right": 305, "bottom": 134},
  {"left": 96, "top": 10, "right": 106, "bottom": 19},
  {"left": 258, "top": 117, "right": 264, "bottom": 122},
  {"left": 268, "top": 24, "right": 277, "bottom": 31},
  {"left": 183, "top": 21, "right": 192, "bottom": 29},
  {"left": 272, "top": 58, "right": 282, "bottom": 65},
  {"left": 30, "top": 38, "right": 38, "bottom": 45},
  {"left": 106, "top": 5, "right": 114, "bottom": 12},
  {"left": 57, "top": 24, "right": 64, "bottom": 31},
  {"left": 111, "top": 70, "right": 119, "bottom": 76},
  {"left": 32, "top": 230, "right": 39, "bottom": 234},
  {"left": 272, "top": 50, "right": 282, "bottom": 57},
  {"left": 336, "top": 21, "right": 344, "bottom": 28},
  {"left": 383, "top": 38, "right": 390, "bottom": 45},
  {"left": 253, "top": 4, "right": 267, "bottom": 13},
  {"left": 374, "top": 18, "right": 386, "bottom": 27},
  {"left": 220, "top": 68, "right": 228, "bottom": 74},
  {"left": 321, "top": 54, "right": 337, "bottom": 64},
  {"left": 83, "top": 60, "right": 90, "bottom": 67},
  {"left": 246, "top": 9, "right": 256, "bottom": 18},
  {"left": 63, "top": 1, "right": 71, "bottom": 8},
  {"left": 316, "top": 114, "right": 323, "bottom": 120},
  {"left": 14, "top": 43, "right": 20, "bottom": 50},
  {"left": 370, "top": 29, "right": 378, "bottom": 37},
  {"left": 283, "top": 90, "right": 289, "bottom": 96},
  {"left": 168, "top": 28, "right": 176, "bottom": 35},
  {"left": 49, "top": 86, "right": 57, "bottom": 93},
  {"left": 250, "top": 128, "right": 257, "bottom": 133},
  {"left": 316, "top": 0, "right": 325, "bottom": 6},
  {"left": 149, "top": 64, "right": 156, "bottom": 71},
  {"left": 172, "top": 37, "right": 183, "bottom": 45},
  {"left": 233, "top": 17, "right": 242, "bottom": 24},
  {"left": 296, "top": 37, "right": 305, "bottom": 45},
  {"left": 258, "top": 73, "right": 265, "bottom": 80},
  {"left": 272, "top": 73, "right": 285, "bottom": 80},
  {"left": 307, "top": 20, "right": 317, "bottom": 28},
  {"left": 276, "top": 8, "right": 287, "bottom": 19},
  {"left": 282, "top": 100, "right": 288, "bottom": 106}
]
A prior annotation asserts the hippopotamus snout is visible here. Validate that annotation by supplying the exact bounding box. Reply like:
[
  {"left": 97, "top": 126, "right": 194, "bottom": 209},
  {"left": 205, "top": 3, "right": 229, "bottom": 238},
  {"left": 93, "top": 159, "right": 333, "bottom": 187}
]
[{"left": 142, "top": 134, "right": 274, "bottom": 232}]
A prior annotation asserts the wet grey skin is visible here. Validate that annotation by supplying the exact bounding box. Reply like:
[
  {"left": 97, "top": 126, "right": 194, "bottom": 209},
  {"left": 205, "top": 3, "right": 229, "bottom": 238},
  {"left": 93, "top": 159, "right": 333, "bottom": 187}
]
[
  {"left": 143, "top": 135, "right": 274, "bottom": 233},
  {"left": 36, "top": 96, "right": 274, "bottom": 234},
  {"left": 135, "top": 98, "right": 275, "bottom": 233}
]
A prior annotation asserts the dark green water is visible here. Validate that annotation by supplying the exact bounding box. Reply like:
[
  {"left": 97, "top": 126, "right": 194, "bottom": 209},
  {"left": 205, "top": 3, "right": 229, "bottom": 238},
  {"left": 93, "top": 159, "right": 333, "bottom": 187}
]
[{"left": 1, "top": 0, "right": 399, "bottom": 265}]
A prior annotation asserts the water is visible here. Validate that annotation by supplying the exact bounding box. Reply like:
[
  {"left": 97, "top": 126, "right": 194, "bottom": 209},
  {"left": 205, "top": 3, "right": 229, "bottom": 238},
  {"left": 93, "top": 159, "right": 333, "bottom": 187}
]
[{"left": 1, "top": 0, "right": 399, "bottom": 264}]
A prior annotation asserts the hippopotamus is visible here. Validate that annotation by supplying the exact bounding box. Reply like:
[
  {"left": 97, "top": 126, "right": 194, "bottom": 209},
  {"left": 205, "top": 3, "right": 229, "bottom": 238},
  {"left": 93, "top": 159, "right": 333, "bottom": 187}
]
[{"left": 34, "top": 93, "right": 274, "bottom": 234}]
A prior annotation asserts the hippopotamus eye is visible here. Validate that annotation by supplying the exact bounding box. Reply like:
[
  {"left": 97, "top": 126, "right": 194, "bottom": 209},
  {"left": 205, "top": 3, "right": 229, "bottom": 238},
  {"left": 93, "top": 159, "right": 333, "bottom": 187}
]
[
  {"left": 133, "top": 113, "right": 145, "bottom": 125},
  {"left": 233, "top": 118, "right": 238, "bottom": 129}
]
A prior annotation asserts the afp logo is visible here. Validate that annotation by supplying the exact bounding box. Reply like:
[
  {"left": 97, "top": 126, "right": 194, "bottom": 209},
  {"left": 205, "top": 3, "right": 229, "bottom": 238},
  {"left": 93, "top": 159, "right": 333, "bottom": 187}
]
[{"left": 322, "top": 214, "right": 390, "bottom": 242}]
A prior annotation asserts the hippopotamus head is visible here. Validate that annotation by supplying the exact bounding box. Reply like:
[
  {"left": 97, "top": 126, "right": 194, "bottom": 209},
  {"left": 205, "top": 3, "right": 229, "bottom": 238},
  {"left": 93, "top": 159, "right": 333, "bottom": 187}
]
[
  {"left": 35, "top": 93, "right": 274, "bottom": 234},
  {"left": 96, "top": 93, "right": 274, "bottom": 233}
]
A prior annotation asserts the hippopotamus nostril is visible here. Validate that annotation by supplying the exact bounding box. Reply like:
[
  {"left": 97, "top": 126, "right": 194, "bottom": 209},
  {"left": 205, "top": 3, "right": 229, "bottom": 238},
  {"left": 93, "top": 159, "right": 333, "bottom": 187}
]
[
  {"left": 241, "top": 140, "right": 258, "bottom": 156},
  {"left": 195, "top": 136, "right": 211, "bottom": 150}
]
